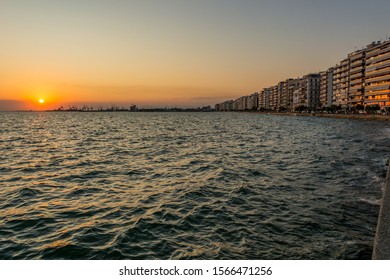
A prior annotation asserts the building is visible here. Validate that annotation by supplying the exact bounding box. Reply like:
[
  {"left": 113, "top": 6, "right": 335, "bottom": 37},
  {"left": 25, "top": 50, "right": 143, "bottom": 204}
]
[
  {"left": 215, "top": 38, "right": 390, "bottom": 112},
  {"left": 348, "top": 50, "right": 366, "bottom": 107},
  {"left": 258, "top": 90, "right": 265, "bottom": 110},
  {"left": 280, "top": 80, "right": 289, "bottom": 110},
  {"left": 233, "top": 96, "right": 250, "bottom": 111},
  {"left": 292, "top": 78, "right": 301, "bottom": 110},
  {"left": 307, "top": 74, "right": 321, "bottom": 109},
  {"left": 332, "top": 58, "right": 350, "bottom": 107},
  {"left": 285, "top": 78, "right": 300, "bottom": 111},
  {"left": 292, "top": 74, "right": 320, "bottom": 110},
  {"left": 277, "top": 81, "right": 285, "bottom": 111},
  {"left": 245, "top": 95, "right": 251, "bottom": 110},
  {"left": 233, "top": 97, "right": 241, "bottom": 111},
  {"left": 320, "top": 68, "right": 333, "bottom": 108},
  {"left": 258, "top": 88, "right": 271, "bottom": 110},
  {"left": 225, "top": 100, "right": 234, "bottom": 111},
  {"left": 364, "top": 40, "right": 390, "bottom": 109},
  {"left": 248, "top": 92, "right": 259, "bottom": 110},
  {"left": 270, "top": 85, "right": 278, "bottom": 111},
  {"left": 283, "top": 78, "right": 299, "bottom": 111},
  {"left": 216, "top": 100, "right": 234, "bottom": 111}
]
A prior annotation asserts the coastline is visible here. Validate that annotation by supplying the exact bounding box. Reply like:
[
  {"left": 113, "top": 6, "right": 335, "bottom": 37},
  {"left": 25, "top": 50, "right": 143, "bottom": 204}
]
[
  {"left": 239, "top": 111, "right": 390, "bottom": 121},
  {"left": 2, "top": 110, "right": 390, "bottom": 121}
]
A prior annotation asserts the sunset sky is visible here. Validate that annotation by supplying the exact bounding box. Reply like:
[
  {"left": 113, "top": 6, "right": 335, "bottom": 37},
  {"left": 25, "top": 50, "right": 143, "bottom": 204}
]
[{"left": 1, "top": 0, "right": 390, "bottom": 110}]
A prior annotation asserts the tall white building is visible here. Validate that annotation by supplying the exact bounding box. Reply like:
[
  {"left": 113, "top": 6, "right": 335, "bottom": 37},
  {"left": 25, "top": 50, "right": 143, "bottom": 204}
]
[
  {"left": 365, "top": 40, "right": 390, "bottom": 108},
  {"left": 215, "top": 39, "right": 390, "bottom": 112}
]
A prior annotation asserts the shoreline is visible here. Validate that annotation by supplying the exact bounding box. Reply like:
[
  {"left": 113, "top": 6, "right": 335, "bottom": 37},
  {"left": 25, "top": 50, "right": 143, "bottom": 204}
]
[
  {"left": 2, "top": 110, "right": 390, "bottom": 121},
  {"left": 239, "top": 111, "right": 390, "bottom": 121}
]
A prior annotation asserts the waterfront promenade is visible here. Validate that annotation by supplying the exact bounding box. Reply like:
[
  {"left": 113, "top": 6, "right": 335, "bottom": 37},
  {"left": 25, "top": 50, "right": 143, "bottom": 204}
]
[
  {"left": 237, "top": 111, "right": 390, "bottom": 121},
  {"left": 310, "top": 113, "right": 390, "bottom": 121},
  {"left": 373, "top": 164, "right": 390, "bottom": 259}
]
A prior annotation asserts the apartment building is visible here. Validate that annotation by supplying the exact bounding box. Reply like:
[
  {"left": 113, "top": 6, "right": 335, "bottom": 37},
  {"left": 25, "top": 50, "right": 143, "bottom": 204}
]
[
  {"left": 234, "top": 96, "right": 252, "bottom": 111},
  {"left": 332, "top": 58, "right": 350, "bottom": 107},
  {"left": 258, "top": 90, "right": 264, "bottom": 110},
  {"left": 365, "top": 40, "right": 390, "bottom": 108},
  {"left": 233, "top": 97, "right": 243, "bottom": 111},
  {"left": 292, "top": 78, "right": 303, "bottom": 109},
  {"left": 248, "top": 93, "right": 259, "bottom": 110},
  {"left": 348, "top": 50, "right": 366, "bottom": 106},
  {"left": 292, "top": 74, "right": 320, "bottom": 110},
  {"left": 225, "top": 100, "right": 234, "bottom": 111},
  {"left": 280, "top": 80, "right": 289, "bottom": 110},
  {"left": 216, "top": 100, "right": 234, "bottom": 111},
  {"left": 277, "top": 81, "right": 285, "bottom": 110},
  {"left": 258, "top": 88, "right": 271, "bottom": 110},
  {"left": 320, "top": 68, "right": 333, "bottom": 108},
  {"left": 307, "top": 74, "right": 321, "bottom": 109},
  {"left": 215, "top": 38, "right": 390, "bottom": 112},
  {"left": 268, "top": 85, "right": 276, "bottom": 110},
  {"left": 279, "top": 79, "right": 300, "bottom": 111},
  {"left": 283, "top": 78, "right": 299, "bottom": 111}
]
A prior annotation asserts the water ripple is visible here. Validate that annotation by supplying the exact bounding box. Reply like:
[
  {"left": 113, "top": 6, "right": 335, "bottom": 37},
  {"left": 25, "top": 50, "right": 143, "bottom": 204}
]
[{"left": 0, "top": 112, "right": 389, "bottom": 259}]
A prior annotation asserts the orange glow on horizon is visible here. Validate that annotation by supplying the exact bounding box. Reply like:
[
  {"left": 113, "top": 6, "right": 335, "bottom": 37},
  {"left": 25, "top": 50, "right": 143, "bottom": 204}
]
[{"left": 1, "top": 81, "right": 233, "bottom": 111}]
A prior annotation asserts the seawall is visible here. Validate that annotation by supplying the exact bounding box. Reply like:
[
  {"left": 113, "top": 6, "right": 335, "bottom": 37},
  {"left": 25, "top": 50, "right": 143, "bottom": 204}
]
[{"left": 372, "top": 163, "right": 390, "bottom": 259}]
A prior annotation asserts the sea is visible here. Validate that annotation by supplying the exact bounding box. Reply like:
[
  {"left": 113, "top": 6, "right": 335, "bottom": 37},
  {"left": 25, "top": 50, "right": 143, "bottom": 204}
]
[{"left": 0, "top": 112, "right": 389, "bottom": 259}]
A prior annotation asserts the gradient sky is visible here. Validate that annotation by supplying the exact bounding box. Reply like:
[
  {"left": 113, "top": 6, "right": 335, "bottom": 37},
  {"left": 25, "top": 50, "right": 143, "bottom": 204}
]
[{"left": 1, "top": 0, "right": 390, "bottom": 110}]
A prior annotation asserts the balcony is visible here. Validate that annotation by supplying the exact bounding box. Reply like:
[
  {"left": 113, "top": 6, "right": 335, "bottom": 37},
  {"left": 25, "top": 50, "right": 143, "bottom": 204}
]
[
  {"left": 350, "top": 59, "right": 363, "bottom": 67},
  {"left": 349, "top": 72, "right": 363, "bottom": 80},
  {"left": 365, "top": 61, "right": 390, "bottom": 73},
  {"left": 365, "top": 82, "right": 390, "bottom": 92},
  {"left": 365, "top": 89, "right": 390, "bottom": 96},
  {"left": 349, "top": 66, "right": 363, "bottom": 74},
  {"left": 365, "top": 75, "right": 390, "bottom": 84},
  {"left": 376, "top": 43, "right": 390, "bottom": 54},
  {"left": 365, "top": 67, "right": 390, "bottom": 78},
  {"left": 370, "top": 51, "right": 390, "bottom": 65},
  {"left": 365, "top": 98, "right": 389, "bottom": 103},
  {"left": 350, "top": 83, "right": 363, "bottom": 90},
  {"left": 349, "top": 51, "right": 364, "bottom": 60},
  {"left": 366, "top": 43, "right": 390, "bottom": 59},
  {"left": 372, "top": 59, "right": 390, "bottom": 70},
  {"left": 350, "top": 75, "right": 363, "bottom": 82},
  {"left": 349, "top": 83, "right": 363, "bottom": 90},
  {"left": 349, "top": 89, "right": 363, "bottom": 96},
  {"left": 349, "top": 97, "right": 364, "bottom": 103},
  {"left": 366, "top": 46, "right": 383, "bottom": 58}
]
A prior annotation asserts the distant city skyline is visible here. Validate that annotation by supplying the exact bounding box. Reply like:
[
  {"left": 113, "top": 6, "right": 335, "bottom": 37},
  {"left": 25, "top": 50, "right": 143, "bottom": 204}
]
[{"left": 1, "top": 0, "right": 390, "bottom": 110}]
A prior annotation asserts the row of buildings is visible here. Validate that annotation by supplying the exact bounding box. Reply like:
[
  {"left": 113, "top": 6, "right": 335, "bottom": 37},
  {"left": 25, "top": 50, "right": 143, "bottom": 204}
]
[{"left": 215, "top": 39, "right": 390, "bottom": 112}]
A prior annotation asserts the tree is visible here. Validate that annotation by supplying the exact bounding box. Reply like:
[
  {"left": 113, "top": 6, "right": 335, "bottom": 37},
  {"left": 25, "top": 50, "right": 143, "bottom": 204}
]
[{"left": 295, "top": 105, "right": 307, "bottom": 112}]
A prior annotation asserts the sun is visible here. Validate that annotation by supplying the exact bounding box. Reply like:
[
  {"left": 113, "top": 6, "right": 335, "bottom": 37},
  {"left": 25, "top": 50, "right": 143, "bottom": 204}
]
[{"left": 39, "top": 99, "right": 45, "bottom": 104}]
